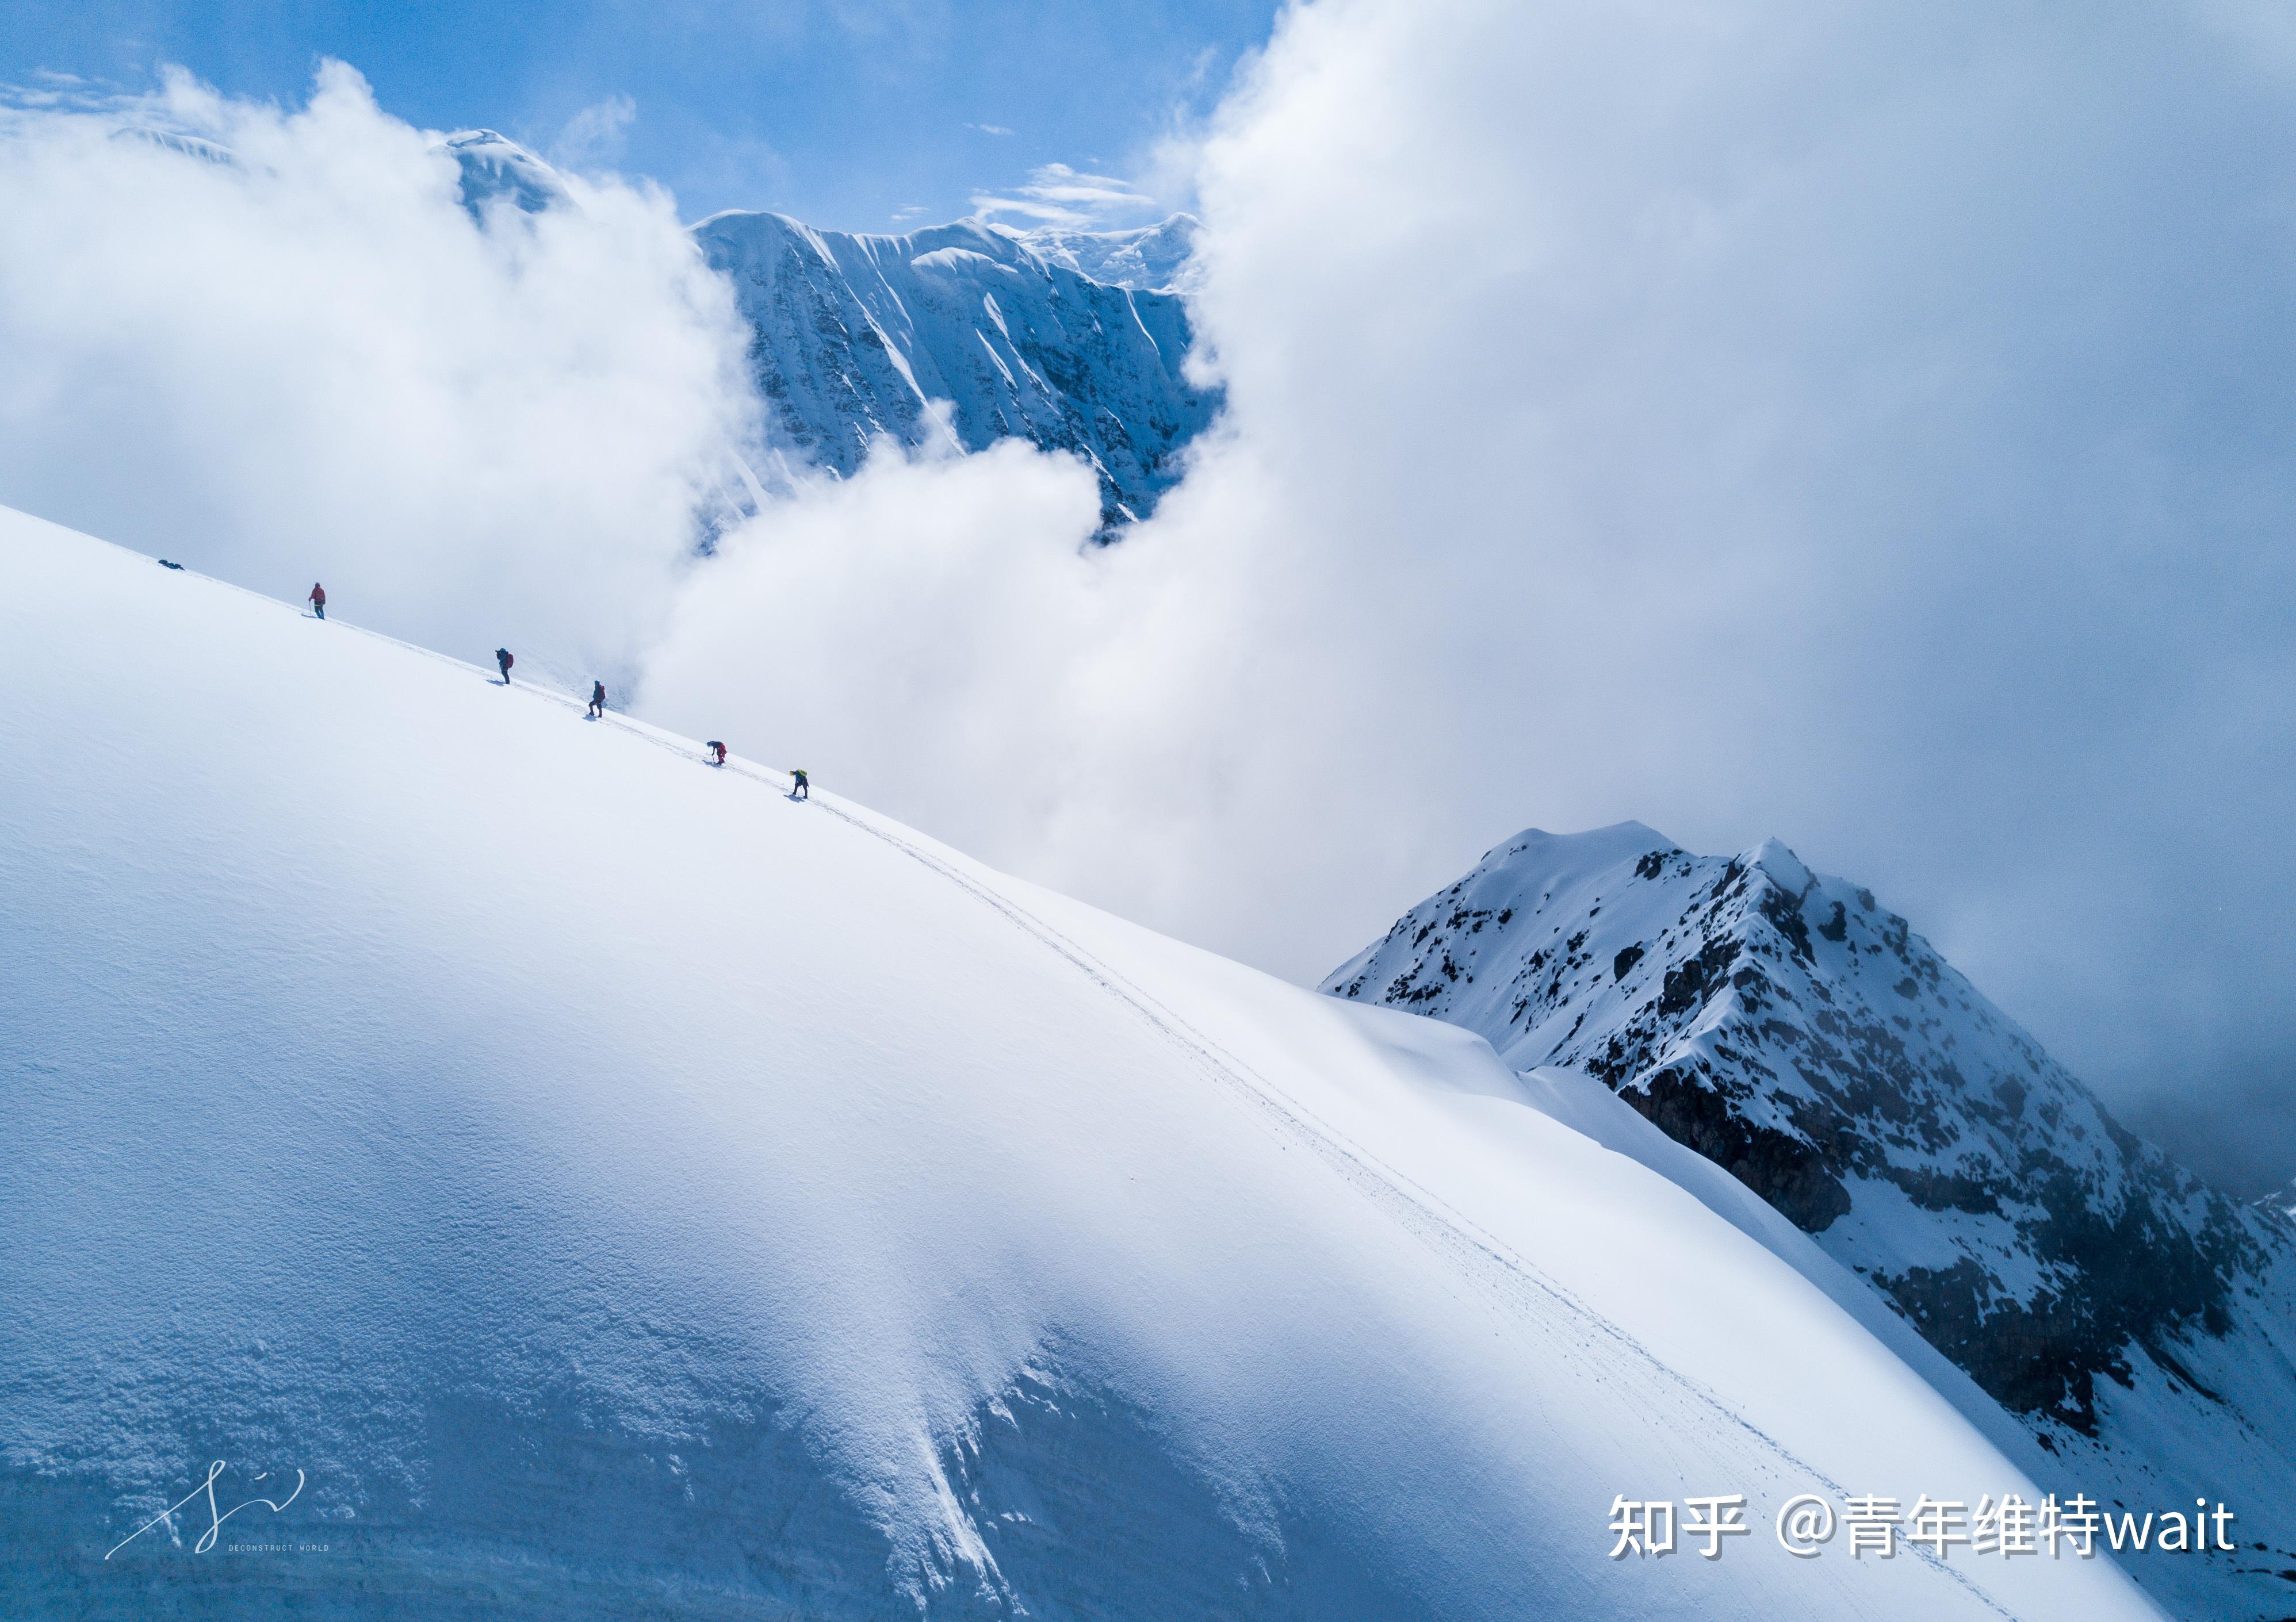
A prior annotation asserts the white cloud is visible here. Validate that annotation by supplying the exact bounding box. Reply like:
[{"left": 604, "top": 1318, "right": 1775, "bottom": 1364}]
[
  {"left": 551, "top": 92, "right": 637, "bottom": 171},
  {"left": 969, "top": 161, "right": 1158, "bottom": 228},
  {"left": 640, "top": 436, "right": 1120, "bottom": 826},
  {"left": 966, "top": 122, "right": 1013, "bottom": 137},
  {"left": 0, "top": 62, "right": 755, "bottom": 685},
  {"left": 1157, "top": 0, "right": 2296, "bottom": 1184},
  {"left": 2, "top": 74, "right": 106, "bottom": 113}
]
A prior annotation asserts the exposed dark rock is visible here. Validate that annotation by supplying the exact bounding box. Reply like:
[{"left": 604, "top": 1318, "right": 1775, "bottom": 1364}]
[
  {"left": 1625, "top": 1067, "right": 1852, "bottom": 1231},
  {"left": 1758, "top": 883, "right": 1815, "bottom": 964},
  {"left": 1656, "top": 937, "right": 1740, "bottom": 1018}
]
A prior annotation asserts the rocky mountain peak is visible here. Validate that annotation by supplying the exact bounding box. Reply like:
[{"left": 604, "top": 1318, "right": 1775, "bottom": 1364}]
[
  {"left": 1326, "top": 822, "right": 2296, "bottom": 1614},
  {"left": 1327, "top": 821, "right": 2290, "bottom": 1406}
]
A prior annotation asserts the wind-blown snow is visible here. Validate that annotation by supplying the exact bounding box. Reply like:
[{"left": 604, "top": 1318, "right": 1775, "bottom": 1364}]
[{"left": 0, "top": 507, "right": 2161, "bottom": 1620}]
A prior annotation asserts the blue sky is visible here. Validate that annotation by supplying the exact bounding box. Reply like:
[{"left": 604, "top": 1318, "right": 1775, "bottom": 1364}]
[{"left": 0, "top": 0, "right": 1280, "bottom": 229}]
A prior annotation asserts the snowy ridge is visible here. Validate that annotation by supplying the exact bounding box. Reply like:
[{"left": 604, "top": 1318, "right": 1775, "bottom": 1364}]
[
  {"left": 690, "top": 209, "right": 1216, "bottom": 532},
  {"left": 441, "top": 128, "right": 569, "bottom": 216},
  {"left": 0, "top": 507, "right": 2166, "bottom": 1620},
  {"left": 1326, "top": 823, "right": 2296, "bottom": 1621},
  {"left": 1011, "top": 214, "right": 1204, "bottom": 294},
  {"left": 157, "top": 126, "right": 1216, "bottom": 539}
]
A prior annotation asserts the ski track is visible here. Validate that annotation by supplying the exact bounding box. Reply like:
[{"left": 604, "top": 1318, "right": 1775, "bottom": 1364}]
[{"left": 158, "top": 560, "right": 2014, "bottom": 1615}]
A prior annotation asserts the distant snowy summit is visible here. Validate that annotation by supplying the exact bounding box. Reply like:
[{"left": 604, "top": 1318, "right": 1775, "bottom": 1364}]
[
  {"left": 439, "top": 129, "right": 567, "bottom": 216},
  {"left": 1013, "top": 214, "right": 1205, "bottom": 296},
  {"left": 1327, "top": 823, "right": 2296, "bottom": 1622},
  {"left": 692, "top": 211, "right": 1216, "bottom": 532},
  {"left": 441, "top": 131, "right": 1218, "bottom": 534}
]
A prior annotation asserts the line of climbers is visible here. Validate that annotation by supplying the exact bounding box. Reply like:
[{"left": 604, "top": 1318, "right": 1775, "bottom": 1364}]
[
  {"left": 703, "top": 738, "right": 806, "bottom": 797},
  {"left": 288, "top": 578, "right": 810, "bottom": 800}
]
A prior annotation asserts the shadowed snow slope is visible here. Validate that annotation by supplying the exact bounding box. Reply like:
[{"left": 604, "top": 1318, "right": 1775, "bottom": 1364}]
[{"left": 0, "top": 508, "right": 2159, "bottom": 1619}]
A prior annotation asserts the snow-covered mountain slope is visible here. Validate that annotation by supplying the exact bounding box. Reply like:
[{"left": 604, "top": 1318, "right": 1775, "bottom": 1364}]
[
  {"left": 0, "top": 510, "right": 2166, "bottom": 1620},
  {"left": 1326, "top": 823, "right": 2296, "bottom": 1621},
  {"left": 690, "top": 210, "right": 1215, "bottom": 532}
]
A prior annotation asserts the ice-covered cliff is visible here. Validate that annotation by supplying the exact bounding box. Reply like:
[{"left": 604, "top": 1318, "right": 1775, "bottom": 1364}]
[
  {"left": 438, "top": 132, "right": 1216, "bottom": 534},
  {"left": 691, "top": 210, "right": 1215, "bottom": 532}
]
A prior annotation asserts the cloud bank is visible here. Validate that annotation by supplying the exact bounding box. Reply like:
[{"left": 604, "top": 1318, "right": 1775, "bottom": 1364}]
[
  {"left": 669, "top": 0, "right": 2296, "bottom": 1190},
  {"left": 0, "top": 62, "right": 753, "bottom": 684},
  {"left": 1166, "top": 0, "right": 2296, "bottom": 1189}
]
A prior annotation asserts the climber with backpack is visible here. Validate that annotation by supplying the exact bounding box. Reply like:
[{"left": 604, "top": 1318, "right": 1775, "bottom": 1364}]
[
  {"left": 789, "top": 768, "right": 809, "bottom": 802},
  {"left": 706, "top": 741, "right": 727, "bottom": 766},
  {"left": 495, "top": 648, "right": 514, "bottom": 685},
  {"left": 588, "top": 680, "right": 606, "bottom": 719},
  {"left": 308, "top": 582, "right": 326, "bottom": 620}
]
